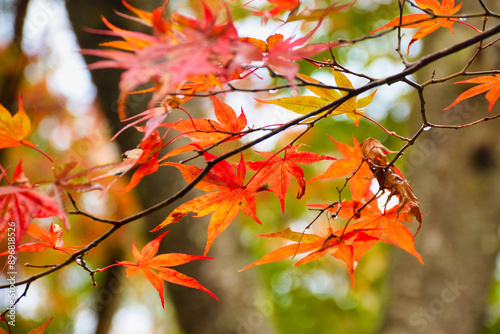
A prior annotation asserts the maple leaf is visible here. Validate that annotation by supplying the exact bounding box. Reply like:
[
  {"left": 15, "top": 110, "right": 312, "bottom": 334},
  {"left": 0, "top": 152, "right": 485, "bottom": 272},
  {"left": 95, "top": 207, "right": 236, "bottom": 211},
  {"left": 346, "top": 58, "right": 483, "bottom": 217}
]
[
  {"left": 295, "top": 228, "right": 385, "bottom": 287},
  {"left": 246, "top": 145, "right": 334, "bottom": 212},
  {"left": 444, "top": 74, "right": 500, "bottom": 111},
  {"left": 83, "top": 2, "right": 262, "bottom": 118},
  {"left": 240, "top": 226, "right": 383, "bottom": 286},
  {"left": 0, "top": 223, "right": 82, "bottom": 256},
  {"left": 26, "top": 317, "right": 54, "bottom": 334},
  {"left": 262, "top": 28, "right": 332, "bottom": 89},
  {"left": 334, "top": 199, "right": 423, "bottom": 264},
  {"left": 308, "top": 136, "right": 372, "bottom": 203},
  {"left": 308, "top": 197, "right": 422, "bottom": 285},
  {"left": 160, "top": 96, "right": 247, "bottom": 159},
  {"left": 0, "top": 317, "right": 55, "bottom": 334},
  {"left": 0, "top": 162, "right": 67, "bottom": 247},
  {"left": 153, "top": 153, "right": 268, "bottom": 255},
  {"left": 371, "top": 0, "right": 463, "bottom": 52},
  {"left": 0, "top": 96, "right": 35, "bottom": 149},
  {"left": 112, "top": 231, "right": 217, "bottom": 308},
  {"left": 252, "top": 0, "right": 300, "bottom": 22},
  {"left": 256, "top": 72, "right": 376, "bottom": 124},
  {"left": 239, "top": 227, "right": 325, "bottom": 271}
]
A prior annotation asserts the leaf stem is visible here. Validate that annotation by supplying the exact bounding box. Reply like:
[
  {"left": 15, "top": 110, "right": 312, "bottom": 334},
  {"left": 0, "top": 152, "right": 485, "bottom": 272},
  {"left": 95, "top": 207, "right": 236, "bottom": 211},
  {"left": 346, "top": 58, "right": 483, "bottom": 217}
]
[{"left": 22, "top": 141, "right": 54, "bottom": 163}]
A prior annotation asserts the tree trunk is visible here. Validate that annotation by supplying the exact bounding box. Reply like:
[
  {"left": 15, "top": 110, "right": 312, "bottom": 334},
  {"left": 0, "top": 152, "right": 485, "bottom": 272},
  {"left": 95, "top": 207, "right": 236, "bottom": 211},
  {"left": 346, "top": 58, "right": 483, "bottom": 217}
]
[
  {"left": 380, "top": 2, "right": 500, "bottom": 333},
  {"left": 65, "top": 1, "right": 273, "bottom": 333}
]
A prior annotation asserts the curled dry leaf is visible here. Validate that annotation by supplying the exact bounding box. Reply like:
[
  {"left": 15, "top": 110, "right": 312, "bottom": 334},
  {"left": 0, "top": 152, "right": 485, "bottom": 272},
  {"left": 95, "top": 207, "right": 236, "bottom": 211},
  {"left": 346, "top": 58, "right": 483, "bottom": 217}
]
[{"left": 361, "top": 138, "right": 422, "bottom": 237}]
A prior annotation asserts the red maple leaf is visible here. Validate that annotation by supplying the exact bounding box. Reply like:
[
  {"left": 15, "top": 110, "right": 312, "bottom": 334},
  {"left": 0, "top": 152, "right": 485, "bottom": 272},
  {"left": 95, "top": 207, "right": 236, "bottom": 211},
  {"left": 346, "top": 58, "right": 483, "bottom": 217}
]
[
  {"left": 160, "top": 96, "right": 247, "bottom": 159},
  {"left": 153, "top": 152, "right": 268, "bottom": 255},
  {"left": 83, "top": 2, "right": 262, "bottom": 117},
  {"left": 371, "top": 0, "right": 464, "bottom": 52},
  {"left": 0, "top": 223, "right": 82, "bottom": 256},
  {"left": 107, "top": 231, "right": 217, "bottom": 308},
  {"left": 308, "top": 136, "right": 372, "bottom": 203},
  {"left": 444, "top": 74, "right": 500, "bottom": 111},
  {"left": 0, "top": 162, "right": 67, "bottom": 247},
  {"left": 263, "top": 28, "right": 332, "bottom": 89},
  {"left": 247, "top": 145, "right": 334, "bottom": 212}
]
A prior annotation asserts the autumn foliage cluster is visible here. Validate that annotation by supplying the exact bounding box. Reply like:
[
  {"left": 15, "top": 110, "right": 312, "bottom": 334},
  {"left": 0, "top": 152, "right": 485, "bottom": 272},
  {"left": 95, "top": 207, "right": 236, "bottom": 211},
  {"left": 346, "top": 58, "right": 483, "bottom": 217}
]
[{"left": 2, "top": 0, "right": 500, "bottom": 331}]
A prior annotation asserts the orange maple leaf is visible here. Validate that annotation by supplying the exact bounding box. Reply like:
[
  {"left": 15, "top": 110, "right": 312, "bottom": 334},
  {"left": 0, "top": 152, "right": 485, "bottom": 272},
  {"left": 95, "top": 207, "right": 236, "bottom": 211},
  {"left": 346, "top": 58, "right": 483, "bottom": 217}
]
[
  {"left": 239, "top": 228, "right": 325, "bottom": 271},
  {"left": 444, "top": 74, "right": 500, "bottom": 111},
  {"left": 308, "top": 136, "right": 372, "bottom": 203},
  {"left": 247, "top": 145, "right": 334, "bottom": 212},
  {"left": 160, "top": 96, "right": 247, "bottom": 159},
  {"left": 0, "top": 96, "right": 35, "bottom": 149},
  {"left": 0, "top": 223, "right": 82, "bottom": 256},
  {"left": 26, "top": 317, "right": 54, "bottom": 334},
  {"left": 240, "top": 226, "right": 383, "bottom": 287},
  {"left": 371, "top": 0, "right": 463, "bottom": 52},
  {"left": 153, "top": 153, "right": 268, "bottom": 255},
  {"left": 306, "top": 197, "right": 423, "bottom": 285},
  {"left": 2, "top": 317, "right": 55, "bottom": 334},
  {"left": 110, "top": 231, "right": 217, "bottom": 308},
  {"left": 252, "top": 0, "right": 300, "bottom": 19},
  {"left": 329, "top": 199, "right": 423, "bottom": 264}
]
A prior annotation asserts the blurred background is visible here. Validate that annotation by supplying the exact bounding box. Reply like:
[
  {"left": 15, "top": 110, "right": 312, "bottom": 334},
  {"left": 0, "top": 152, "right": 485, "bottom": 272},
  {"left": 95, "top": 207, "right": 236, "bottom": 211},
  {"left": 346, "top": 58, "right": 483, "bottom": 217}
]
[{"left": 1, "top": 0, "right": 500, "bottom": 333}]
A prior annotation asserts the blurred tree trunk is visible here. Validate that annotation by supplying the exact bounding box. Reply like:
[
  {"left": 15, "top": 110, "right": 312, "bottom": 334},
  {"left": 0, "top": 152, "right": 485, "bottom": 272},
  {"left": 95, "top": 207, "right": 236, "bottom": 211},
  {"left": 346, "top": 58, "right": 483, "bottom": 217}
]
[
  {"left": 0, "top": 0, "right": 29, "bottom": 110},
  {"left": 380, "top": 2, "right": 500, "bottom": 334},
  {"left": 66, "top": 1, "right": 273, "bottom": 333},
  {"left": 0, "top": 0, "right": 30, "bottom": 165}
]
